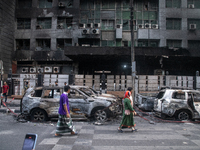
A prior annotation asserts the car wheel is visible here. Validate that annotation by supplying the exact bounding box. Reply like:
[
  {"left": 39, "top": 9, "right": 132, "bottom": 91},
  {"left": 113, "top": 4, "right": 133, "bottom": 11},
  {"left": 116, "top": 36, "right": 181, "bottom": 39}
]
[
  {"left": 176, "top": 110, "right": 190, "bottom": 121},
  {"left": 31, "top": 109, "right": 47, "bottom": 121},
  {"left": 94, "top": 109, "right": 107, "bottom": 122}
]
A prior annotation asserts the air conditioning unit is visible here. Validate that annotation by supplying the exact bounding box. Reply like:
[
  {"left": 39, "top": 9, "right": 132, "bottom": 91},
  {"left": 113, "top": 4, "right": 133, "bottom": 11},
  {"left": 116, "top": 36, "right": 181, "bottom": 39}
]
[
  {"left": 36, "top": 25, "right": 42, "bottom": 29},
  {"left": 57, "top": 23, "right": 64, "bottom": 29},
  {"left": 30, "top": 67, "right": 36, "bottom": 73},
  {"left": 82, "top": 44, "right": 90, "bottom": 47},
  {"left": 145, "top": 23, "right": 151, "bottom": 29},
  {"left": 37, "top": 67, "right": 44, "bottom": 73},
  {"left": 79, "top": 23, "right": 86, "bottom": 28},
  {"left": 87, "top": 23, "right": 93, "bottom": 28},
  {"left": 189, "top": 24, "right": 196, "bottom": 30},
  {"left": 116, "top": 24, "right": 122, "bottom": 28},
  {"left": 152, "top": 24, "right": 158, "bottom": 29},
  {"left": 58, "top": 2, "right": 65, "bottom": 7},
  {"left": 82, "top": 28, "right": 90, "bottom": 34},
  {"left": 22, "top": 67, "right": 29, "bottom": 73},
  {"left": 91, "top": 28, "right": 100, "bottom": 34},
  {"left": 188, "top": 4, "right": 194, "bottom": 9},
  {"left": 138, "top": 24, "right": 144, "bottom": 29},
  {"left": 94, "top": 23, "right": 101, "bottom": 28},
  {"left": 44, "top": 67, "right": 52, "bottom": 73},
  {"left": 53, "top": 67, "right": 60, "bottom": 73}
]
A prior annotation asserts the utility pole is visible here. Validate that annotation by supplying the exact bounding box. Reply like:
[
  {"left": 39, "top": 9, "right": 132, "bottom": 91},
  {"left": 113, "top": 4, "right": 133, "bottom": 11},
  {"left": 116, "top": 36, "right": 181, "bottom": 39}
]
[{"left": 130, "top": 0, "right": 136, "bottom": 105}]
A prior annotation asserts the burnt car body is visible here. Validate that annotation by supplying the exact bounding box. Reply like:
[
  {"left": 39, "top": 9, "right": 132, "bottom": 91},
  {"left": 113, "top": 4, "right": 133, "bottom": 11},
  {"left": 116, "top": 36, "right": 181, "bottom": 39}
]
[
  {"left": 154, "top": 89, "right": 200, "bottom": 120},
  {"left": 21, "top": 86, "right": 120, "bottom": 122},
  {"left": 135, "top": 94, "right": 156, "bottom": 111}
]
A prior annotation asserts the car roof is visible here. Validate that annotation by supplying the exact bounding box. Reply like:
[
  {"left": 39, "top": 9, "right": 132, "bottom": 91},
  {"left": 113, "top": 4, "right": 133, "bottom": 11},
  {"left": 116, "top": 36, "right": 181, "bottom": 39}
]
[{"left": 160, "top": 88, "right": 200, "bottom": 93}]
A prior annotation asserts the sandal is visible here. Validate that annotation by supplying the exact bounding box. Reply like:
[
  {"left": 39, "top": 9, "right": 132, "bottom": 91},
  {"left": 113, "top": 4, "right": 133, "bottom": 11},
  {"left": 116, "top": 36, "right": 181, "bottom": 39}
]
[
  {"left": 117, "top": 128, "right": 123, "bottom": 133},
  {"left": 131, "top": 128, "right": 138, "bottom": 132},
  {"left": 71, "top": 131, "right": 78, "bottom": 135},
  {"left": 54, "top": 133, "right": 62, "bottom": 137}
]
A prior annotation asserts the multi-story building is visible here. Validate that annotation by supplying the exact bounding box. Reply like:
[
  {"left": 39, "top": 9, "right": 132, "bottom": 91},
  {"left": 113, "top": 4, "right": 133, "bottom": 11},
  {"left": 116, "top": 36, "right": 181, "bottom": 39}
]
[{"left": 11, "top": 0, "right": 200, "bottom": 76}]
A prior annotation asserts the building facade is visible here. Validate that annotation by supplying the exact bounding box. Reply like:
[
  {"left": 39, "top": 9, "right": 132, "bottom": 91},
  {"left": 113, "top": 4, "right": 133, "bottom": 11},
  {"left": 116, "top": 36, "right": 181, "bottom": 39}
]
[{"left": 13, "top": 0, "right": 200, "bottom": 76}]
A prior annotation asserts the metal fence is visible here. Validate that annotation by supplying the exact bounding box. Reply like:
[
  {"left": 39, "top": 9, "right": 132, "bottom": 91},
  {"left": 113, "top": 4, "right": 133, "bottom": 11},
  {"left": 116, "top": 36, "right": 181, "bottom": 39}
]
[{"left": 11, "top": 74, "right": 200, "bottom": 95}]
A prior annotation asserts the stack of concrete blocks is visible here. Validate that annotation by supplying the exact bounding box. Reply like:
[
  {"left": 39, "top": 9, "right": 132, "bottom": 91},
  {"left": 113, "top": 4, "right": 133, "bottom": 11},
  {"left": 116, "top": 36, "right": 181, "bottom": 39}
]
[
  {"left": 85, "top": 75, "right": 93, "bottom": 87},
  {"left": 58, "top": 74, "right": 69, "bottom": 86},
  {"left": 121, "top": 75, "right": 126, "bottom": 91},
  {"left": 166, "top": 76, "right": 176, "bottom": 87},
  {"left": 107, "top": 75, "right": 114, "bottom": 91},
  {"left": 126, "top": 76, "right": 132, "bottom": 89},
  {"left": 43, "top": 74, "right": 50, "bottom": 86},
  {"left": 147, "top": 76, "right": 159, "bottom": 91},
  {"left": 51, "top": 74, "right": 57, "bottom": 86},
  {"left": 93, "top": 75, "right": 100, "bottom": 90},
  {"left": 196, "top": 76, "right": 200, "bottom": 90},
  {"left": 138, "top": 75, "right": 147, "bottom": 91},
  {"left": 115, "top": 75, "right": 120, "bottom": 91},
  {"left": 75, "top": 75, "right": 84, "bottom": 86}
]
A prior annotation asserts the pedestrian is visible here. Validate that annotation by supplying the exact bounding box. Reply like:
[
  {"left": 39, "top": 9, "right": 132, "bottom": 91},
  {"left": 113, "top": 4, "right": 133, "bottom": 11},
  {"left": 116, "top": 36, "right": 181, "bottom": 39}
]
[
  {"left": 118, "top": 90, "right": 137, "bottom": 133},
  {"left": 1, "top": 81, "right": 9, "bottom": 106},
  {"left": 127, "top": 87, "right": 133, "bottom": 107},
  {"left": 55, "top": 85, "right": 78, "bottom": 136},
  {"left": 24, "top": 81, "right": 29, "bottom": 92}
]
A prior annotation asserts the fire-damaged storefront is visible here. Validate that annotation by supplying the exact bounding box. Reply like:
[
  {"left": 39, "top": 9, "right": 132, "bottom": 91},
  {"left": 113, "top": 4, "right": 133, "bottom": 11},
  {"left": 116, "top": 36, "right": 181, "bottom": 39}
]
[{"left": 65, "top": 46, "right": 200, "bottom": 76}]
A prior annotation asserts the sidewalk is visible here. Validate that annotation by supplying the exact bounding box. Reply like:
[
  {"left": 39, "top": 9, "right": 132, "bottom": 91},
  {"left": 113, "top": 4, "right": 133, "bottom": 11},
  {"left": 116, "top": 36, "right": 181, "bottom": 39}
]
[{"left": 0, "top": 97, "right": 21, "bottom": 113}]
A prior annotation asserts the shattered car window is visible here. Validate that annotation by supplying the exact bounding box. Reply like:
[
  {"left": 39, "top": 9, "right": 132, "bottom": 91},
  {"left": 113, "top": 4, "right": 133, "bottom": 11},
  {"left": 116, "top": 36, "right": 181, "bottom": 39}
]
[
  {"left": 193, "top": 93, "right": 200, "bottom": 102},
  {"left": 32, "top": 89, "right": 42, "bottom": 97},
  {"left": 43, "top": 89, "right": 61, "bottom": 98},
  {"left": 69, "top": 89, "right": 85, "bottom": 99},
  {"left": 156, "top": 91, "right": 165, "bottom": 99},
  {"left": 79, "top": 88, "right": 93, "bottom": 96},
  {"left": 172, "top": 92, "right": 185, "bottom": 99}
]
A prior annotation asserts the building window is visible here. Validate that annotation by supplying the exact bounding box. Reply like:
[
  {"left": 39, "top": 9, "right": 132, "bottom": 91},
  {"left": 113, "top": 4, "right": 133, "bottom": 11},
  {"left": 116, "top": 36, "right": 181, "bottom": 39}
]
[
  {"left": 16, "top": 39, "right": 30, "bottom": 50},
  {"left": 188, "top": 19, "right": 200, "bottom": 30},
  {"left": 101, "top": 20, "right": 114, "bottom": 30},
  {"left": 57, "top": 17, "right": 73, "bottom": 29},
  {"left": 123, "top": 41, "right": 131, "bottom": 47},
  {"left": 18, "top": 0, "right": 32, "bottom": 8},
  {"left": 57, "top": 39, "right": 72, "bottom": 50},
  {"left": 138, "top": 40, "right": 159, "bottom": 47},
  {"left": 167, "top": 40, "right": 182, "bottom": 48},
  {"left": 166, "top": 18, "right": 181, "bottom": 30},
  {"left": 80, "top": 0, "right": 94, "bottom": 10},
  {"left": 17, "top": 18, "right": 31, "bottom": 29},
  {"left": 102, "top": 0, "right": 115, "bottom": 9},
  {"left": 38, "top": 0, "right": 52, "bottom": 8},
  {"left": 122, "top": 0, "right": 130, "bottom": 10},
  {"left": 37, "top": 18, "right": 51, "bottom": 29},
  {"left": 166, "top": 0, "right": 181, "bottom": 8},
  {"left": 101, "top": 40, "right": 115, "bottom": 47},
  {"left": 58, "top": 0, "right": 73, "bottom": 8},
  {"left": 188, "top": 0, "right": 200, "bottom": 9},
  {"left": 188, "top": 40, "right": 200, "bottom": 49},
  {"left": 123, "top": 20, "right": 130, "bottom": 30},
  {"left": 36, "top": 39, "right": 51, "bottom": 50}
]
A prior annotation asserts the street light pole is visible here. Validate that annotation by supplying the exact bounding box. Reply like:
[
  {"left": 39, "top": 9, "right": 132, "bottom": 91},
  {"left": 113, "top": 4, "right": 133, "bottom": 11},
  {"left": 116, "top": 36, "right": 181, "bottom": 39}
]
[{"left": 130, "top": 0, "right": 136, "bottom": 105}]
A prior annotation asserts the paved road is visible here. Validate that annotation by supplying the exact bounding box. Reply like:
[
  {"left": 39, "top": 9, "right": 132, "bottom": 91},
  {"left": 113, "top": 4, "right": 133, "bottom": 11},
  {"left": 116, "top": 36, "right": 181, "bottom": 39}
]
[{"left": 0, "top": 112, "right": 200, "bottom": 150}]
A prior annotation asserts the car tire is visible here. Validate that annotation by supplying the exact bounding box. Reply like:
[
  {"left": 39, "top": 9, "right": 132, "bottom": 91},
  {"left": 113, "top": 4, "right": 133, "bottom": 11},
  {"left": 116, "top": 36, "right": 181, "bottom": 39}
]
[
  {"left": 31, "top": 109, "right": 48, "bottom": 121},
  {"left": 94, "top": 109, "right": 108, "bottom": 122},
  {"left": 175, "top": 110, "right": 191, "bottom": 121}
]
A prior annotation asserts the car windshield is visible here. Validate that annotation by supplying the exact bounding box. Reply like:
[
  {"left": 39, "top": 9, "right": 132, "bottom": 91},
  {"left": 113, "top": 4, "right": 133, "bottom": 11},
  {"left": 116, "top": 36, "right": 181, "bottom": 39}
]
[
  {"left": 156, "top": 91, "right": 165, "bottom": 99},
  {"left": 79, "top": 88, "right": 95, "bottom": 96}
]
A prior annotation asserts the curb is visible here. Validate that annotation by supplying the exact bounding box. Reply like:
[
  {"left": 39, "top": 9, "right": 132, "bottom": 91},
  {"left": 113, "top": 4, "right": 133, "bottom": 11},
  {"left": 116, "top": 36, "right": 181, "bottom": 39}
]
[{"left": 0, "top": 108, "right": 20, "bottom": 113}]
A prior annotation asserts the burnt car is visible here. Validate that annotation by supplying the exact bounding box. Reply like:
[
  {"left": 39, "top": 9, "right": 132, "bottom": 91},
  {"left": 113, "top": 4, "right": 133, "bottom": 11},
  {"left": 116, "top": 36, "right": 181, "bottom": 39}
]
[
  {"left": 154, "top": 89, "right": 200, "bottom": 121},
  {"left": 21, "top": 86, "right": 120, "bottom": 122}
]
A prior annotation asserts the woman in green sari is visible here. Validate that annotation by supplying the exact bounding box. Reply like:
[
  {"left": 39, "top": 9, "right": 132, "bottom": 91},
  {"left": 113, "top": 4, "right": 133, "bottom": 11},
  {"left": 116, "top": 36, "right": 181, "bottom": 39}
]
[{"left": 118, "top": 90, "right": 137, "bottom": 132}]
